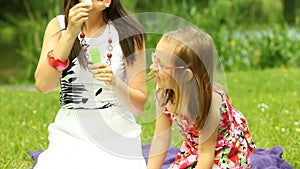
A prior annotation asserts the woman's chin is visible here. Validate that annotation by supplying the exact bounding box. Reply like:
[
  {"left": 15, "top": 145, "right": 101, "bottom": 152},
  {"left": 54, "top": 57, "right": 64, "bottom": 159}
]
[{"left": 90, "top": 2, "right": 106, "bottom": 11}]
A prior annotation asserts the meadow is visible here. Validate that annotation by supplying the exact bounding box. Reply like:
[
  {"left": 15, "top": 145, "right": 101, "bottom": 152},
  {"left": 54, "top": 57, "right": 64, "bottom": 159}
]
[
  {"left": 0, "top": 68, "right": 299, "bottom": 169},
  {"left": 0, "top": 0, "right": 299, "bottom": 168}
]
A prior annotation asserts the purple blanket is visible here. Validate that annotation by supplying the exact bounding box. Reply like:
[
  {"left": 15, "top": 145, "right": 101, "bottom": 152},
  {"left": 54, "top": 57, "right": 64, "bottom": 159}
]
[
  {"left": 250, "top": 146, "right": 293, "bottom": 169},
  {"left": 29, "top": 145, "right": 293, "bottom": 169}
]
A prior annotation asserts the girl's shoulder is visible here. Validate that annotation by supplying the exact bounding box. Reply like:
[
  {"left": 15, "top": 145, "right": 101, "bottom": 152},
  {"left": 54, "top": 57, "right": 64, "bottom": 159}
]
[
  {"left": 212, "top": 87, "right": 233, "bottom": 114},
  {"left": 209, "top": 91, "right": 224, "bottom": 119},
  {"left": 212, "top": 87, "right": 227, "bottom": 106},
  {"left": 213, "top": 87, "right": 226, "bottom": 99}
]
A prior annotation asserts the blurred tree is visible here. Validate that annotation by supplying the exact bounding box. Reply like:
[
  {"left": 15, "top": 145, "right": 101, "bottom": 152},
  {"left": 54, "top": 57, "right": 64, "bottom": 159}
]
[
  {"left": 0, "top": 0, "right": 27, "bottom": 22},
  {"left": 134, "top": 0, "right": 208, "bottom": 12},
  {"left": 283, "top": 0, "right": 299, "bottom": 25},
  {"left": 0, "top": 0, "right": 299, "bottom": 84}
]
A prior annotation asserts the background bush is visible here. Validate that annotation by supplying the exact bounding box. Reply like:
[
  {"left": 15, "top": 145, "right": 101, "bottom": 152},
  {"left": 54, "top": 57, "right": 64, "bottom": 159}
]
[
  {"left": 0, "top": 0, "right": 299, "bottom": 84},
  {"left": 0, "top": 0, "right": 63, "bottom": 84}
]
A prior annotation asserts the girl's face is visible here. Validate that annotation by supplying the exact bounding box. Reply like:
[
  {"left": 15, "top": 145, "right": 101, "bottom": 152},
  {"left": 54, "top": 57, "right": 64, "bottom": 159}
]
[{"left": 151, "top": 41, "right": 186, "bottom": 91}]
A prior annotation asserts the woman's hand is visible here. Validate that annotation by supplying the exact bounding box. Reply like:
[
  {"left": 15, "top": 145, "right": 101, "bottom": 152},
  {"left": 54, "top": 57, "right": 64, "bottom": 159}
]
[
  {"left": 89, "top": 62, "right": 115, "bottom": 85},
  {"left": 66, "top": 3, "right": 92, "bottom": 36}
]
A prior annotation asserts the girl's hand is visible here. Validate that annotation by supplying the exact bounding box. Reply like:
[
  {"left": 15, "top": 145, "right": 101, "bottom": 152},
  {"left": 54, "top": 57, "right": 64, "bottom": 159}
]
[
  {"left": 89, "top": 63, "right": 115, "bottom": 85},
  {"left": 66, "top": 3, "right": 92, "bottom": 36}
]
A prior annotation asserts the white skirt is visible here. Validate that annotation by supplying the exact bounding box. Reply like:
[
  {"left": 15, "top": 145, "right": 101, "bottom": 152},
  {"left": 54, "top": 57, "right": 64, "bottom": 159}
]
[{"left": 34, "top": 106, "right": 146, "bottom": 169}]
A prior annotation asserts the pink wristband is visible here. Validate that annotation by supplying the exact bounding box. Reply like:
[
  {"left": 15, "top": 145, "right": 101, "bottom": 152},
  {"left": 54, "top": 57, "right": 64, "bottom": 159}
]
[{"left": 47, "top": 50, "right": 69, "bottom": 71}]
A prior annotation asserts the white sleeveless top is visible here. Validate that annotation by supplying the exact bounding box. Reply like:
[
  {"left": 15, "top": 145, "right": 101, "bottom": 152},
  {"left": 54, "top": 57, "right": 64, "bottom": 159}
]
[{"left": 56, "top": 15, "right": 126, "bottom": 109}]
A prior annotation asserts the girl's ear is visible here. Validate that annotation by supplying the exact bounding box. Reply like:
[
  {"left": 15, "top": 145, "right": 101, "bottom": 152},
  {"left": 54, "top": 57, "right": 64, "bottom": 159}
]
[{"left": 184, "top": 69, "right": 194, "bottom": 81}]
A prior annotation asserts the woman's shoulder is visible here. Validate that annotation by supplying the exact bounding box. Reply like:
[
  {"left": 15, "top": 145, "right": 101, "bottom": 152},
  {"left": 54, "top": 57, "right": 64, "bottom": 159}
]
[
  {"left": 49, "top": 15, "right": 65, "bottom": 28},
  {"left": 43, "top": 15, "right": 65, "bottom": 37},
  {"left": 45, "top": 16, "right": 60, "bottom": 30}
]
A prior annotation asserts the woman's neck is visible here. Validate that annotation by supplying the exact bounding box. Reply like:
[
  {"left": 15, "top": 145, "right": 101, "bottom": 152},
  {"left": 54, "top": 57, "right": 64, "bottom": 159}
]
[{"left": 83, "top": 12, "right": 107, "bottom": 37}]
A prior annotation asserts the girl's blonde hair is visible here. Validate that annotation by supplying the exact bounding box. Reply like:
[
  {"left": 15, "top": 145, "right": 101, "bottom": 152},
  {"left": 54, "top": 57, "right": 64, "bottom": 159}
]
[{"left": 160, "top": 27, "right": 216, "bottom": 130}]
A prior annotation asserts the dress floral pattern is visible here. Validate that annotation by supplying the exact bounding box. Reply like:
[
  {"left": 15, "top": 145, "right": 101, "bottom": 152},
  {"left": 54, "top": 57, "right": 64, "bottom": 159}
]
[{"left": 165, "top": 89, "right": 256, "bottom": 169}]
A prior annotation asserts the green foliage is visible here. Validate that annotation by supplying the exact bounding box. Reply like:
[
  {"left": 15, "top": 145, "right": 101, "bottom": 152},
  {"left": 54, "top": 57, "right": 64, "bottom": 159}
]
[
  {"left": 17, "top": 18, "right": 47, "bottom": 82},
  {"left": 296, "top": 9, "right": 300, "bottom": 27},
  {"left": 16, "top": 0, "right": 63, "bottom": 82},
  {"left": 1, "top": 68, "right": 299, "bottom": 168},
  {"left": 283, "top": 0, "right": 300, "bottom": 25},
  {"left": 214, "top": 25, "right": 300, "bottom": 71}
]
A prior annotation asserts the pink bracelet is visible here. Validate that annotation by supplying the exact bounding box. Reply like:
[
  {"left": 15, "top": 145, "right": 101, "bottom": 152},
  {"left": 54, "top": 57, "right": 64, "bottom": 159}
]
[{"left": 47, "top": 50, "right": 69, "bottom": 71}]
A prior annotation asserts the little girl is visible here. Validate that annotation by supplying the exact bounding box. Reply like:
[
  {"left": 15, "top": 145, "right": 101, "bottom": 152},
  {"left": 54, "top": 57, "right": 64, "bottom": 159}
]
[{"left": 147, "top": 27, "right": 256, "bottom": 169}]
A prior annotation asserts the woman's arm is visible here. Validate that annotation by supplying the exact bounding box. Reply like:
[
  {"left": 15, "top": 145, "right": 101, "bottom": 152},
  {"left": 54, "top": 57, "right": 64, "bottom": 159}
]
[
  {"left": 113, "top": 47, "right": 147, "bottom": 114},
  {"left": 35, "top": 17, "right": 71, "bottom": 93},
  {"left": 147, "top": 111, "right": 172, "bottom": 169},
  {"left": 35, "top": 3, "right": 91, "bottom": 93},
  {"left": 90, "top": 42, "right": 147, "bottom": 115}
]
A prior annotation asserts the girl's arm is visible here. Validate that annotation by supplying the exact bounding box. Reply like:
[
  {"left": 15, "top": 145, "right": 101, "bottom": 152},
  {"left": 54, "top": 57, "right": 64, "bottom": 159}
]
[
  {"left": 195, "top": 127, "right": 218, "bottom": 169},
  {"left": 195, "top": 92, "right": 222, "bottom": 169},
  {"left": 147, "top": 111, "right": 172, "bottom": 169},
  {"left": 35, "top": 3, "right": 91, "bottom": 93}
]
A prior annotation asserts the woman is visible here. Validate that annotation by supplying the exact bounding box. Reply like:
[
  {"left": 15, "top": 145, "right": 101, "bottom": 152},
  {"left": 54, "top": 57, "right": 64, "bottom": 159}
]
[{"left": 34, "top": 0, "right": 147, "bottom": 168}]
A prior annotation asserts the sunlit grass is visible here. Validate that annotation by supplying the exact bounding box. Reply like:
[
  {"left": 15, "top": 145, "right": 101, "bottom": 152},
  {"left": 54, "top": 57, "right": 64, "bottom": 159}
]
[
  {"left": 0, "top": 89, "right": 59, "bottom": 169},
  {"left": 0, "top": 68, "right": 299, "bottom": 168},
  {"left": 225, "top": 68, "right": 300, "bottom": 168}
]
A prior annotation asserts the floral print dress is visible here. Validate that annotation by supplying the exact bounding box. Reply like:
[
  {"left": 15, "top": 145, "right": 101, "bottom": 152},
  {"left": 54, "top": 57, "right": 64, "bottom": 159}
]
[{"left": 165, "top": 89, "right": 256, "bottom": 169}]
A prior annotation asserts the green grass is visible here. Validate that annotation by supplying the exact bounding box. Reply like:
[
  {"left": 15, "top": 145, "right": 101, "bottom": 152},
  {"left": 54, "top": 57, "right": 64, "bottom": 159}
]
[
  {"left": 227, "top": 69, "right": 300, "bottom": 134},
  {"left": 0, "top": 68, "right": 299, "bottom": 168},
  {"left": 225, "top": 68, "right": 300, "bottom": 168}
]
